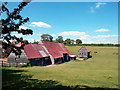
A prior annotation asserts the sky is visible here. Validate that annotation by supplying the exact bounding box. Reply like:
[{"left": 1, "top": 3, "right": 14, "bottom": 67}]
[{"left": 2, "top": 2, "right": 119, "bottom": 44}]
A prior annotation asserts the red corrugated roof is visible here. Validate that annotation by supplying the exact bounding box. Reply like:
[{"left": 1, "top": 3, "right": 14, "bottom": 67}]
[
  {"left": 83, "top": 46, "right": 90, "bottom": 52},
  {"left": 58, "top": 43, "right": 72, "bottom": 55},
  {"left": 59, "top": 51, "right": 67, "bottom": 54},
  {"left": 24, "top": 44, "right": 49, "bottom": 59},
  {"left": 41, "top": 41, "right": 63, "bottom": 59},
  {"left": 41, "top": 40, "right": 72, "bottom": 59}
]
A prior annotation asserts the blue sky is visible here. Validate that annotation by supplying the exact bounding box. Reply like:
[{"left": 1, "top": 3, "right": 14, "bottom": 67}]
[{"left": 2, "top": 2, "right": 118, "bottom": 44}]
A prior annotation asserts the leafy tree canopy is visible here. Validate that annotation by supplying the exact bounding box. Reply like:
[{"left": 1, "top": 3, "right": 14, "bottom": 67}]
[
  {"left": 41, "top": 34, "right": 53, "bottom": 42},
  {"left": 64, "top": 38, "right": 71, "bottom": 45},
  {"left": 76, "top": 39, "right": 82, "bottom": 44},
  {"left": 1, "top": 0, "right": 33, "bottom": 57},
  {"left": 56, "top": 36, "right": 63, "bottom": 43}
]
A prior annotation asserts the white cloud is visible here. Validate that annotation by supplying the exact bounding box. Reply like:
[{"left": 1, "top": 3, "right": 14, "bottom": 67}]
[
  {"left": 89, "top": 3, "right": 106, "bottom": 13},
  {"left": 80, "top": 35, "right": 90, "bottom": 40},
  {"left": 95, "top": 29, "right": 109, "bottom": 32},
  {"left": 83, "top": 36, "right": 118, "bottom": 44},
  {"left": 30, "top": 21, "right": 51, "bottom": 28},
  {"left": 93, "top": 35, "right": 120, "bottom": 38},
  {"left": 19, "top": 26, "right": 28, "bottom": 29},
  {"left": 29, "top": 24, "right": 36, "bottom": 27},
  {"left": 51, "top": 34, "right": 56, "bottom": 37},
  {"left": 96, "top": 2, "right": 106, "bottom": 8},
  {"left": 58, "top": 31, "right": 86, "bottom": 36},
  {"left": 26, "top": 39, "right": 34, "bottom": 43}
]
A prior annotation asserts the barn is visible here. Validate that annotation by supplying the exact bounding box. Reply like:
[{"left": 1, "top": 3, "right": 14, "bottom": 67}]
[
  {"left": 24, "top": 43, "right": 51, "bottom": 66},
  {"left": 6, "top": 40, "right": 74, "bottom": 66},
  {"left": 23, "top": 40, "right": 73, "bottom": 66},
  {"left": 78, "top": 46, "right": 91, "bottom": 59},
  {"left": 40, "top": 40, "right": 72, "bottom": 64}
]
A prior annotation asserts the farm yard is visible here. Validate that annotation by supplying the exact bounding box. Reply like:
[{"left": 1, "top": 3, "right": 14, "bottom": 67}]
[{"left": 2, "top": 46, "right": 118, "bottom": 89}]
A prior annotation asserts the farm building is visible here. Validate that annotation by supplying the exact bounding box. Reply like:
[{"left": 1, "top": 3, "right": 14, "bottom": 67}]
[
  {"left": 24, "top": 40, "right": 73, "bottom": 66},
  {"left": 24, "top": 43, "right": 51, "bottom": 66},
  {"left": 6, "top": 40, "right": 74, "bottom": 66},
  {"left": 7, "top": 42, "right": 28, "bottom": 65},
  {"left": 78, "top": 46, "right": 91, "bottom": 59},
  {"left": 7, "top": 49, "right": 28, "bottom": 65}
]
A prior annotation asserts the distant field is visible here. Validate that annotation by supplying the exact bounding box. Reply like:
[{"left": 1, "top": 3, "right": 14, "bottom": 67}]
[{"left": 2, "top": 46, "right": 118, "bottom": 89}]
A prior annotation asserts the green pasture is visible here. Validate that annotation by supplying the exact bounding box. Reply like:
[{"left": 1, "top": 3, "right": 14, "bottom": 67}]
[{"left": 2, "top": 46, "right": 118, "bottom": 89}]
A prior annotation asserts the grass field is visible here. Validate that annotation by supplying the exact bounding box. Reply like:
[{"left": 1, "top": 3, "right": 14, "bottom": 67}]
[{"left": 2, "top": 46, "right": 118, "bottom": 89}]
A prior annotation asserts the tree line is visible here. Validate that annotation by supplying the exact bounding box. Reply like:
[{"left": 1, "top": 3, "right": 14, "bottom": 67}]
[
  {"left": 34, "top": 34, "right": 82, "bottom": 45},
  {"left": 33, "top": 34, "right": 120, "bottom": 47}
]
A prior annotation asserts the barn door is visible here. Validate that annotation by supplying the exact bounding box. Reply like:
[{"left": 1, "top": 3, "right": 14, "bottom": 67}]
[
  {"left": 81, "top": 53, "right": 83, "bottom": 57},
  {"left": 63, "top": 54, "right": 69, "bottom": 61}
]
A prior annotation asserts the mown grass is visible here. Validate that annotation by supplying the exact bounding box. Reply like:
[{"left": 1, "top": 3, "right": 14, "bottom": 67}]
[{"left": 2, "top": 46, "right": 119, "bottom": 89}]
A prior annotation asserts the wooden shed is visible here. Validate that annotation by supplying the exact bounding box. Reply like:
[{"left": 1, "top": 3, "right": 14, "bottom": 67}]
[
  {"left": 78, "top": 46, "right": 91, "bottom": 59},
  {"left": 8, "top": 49, "right": 29, "bottom": 65}
]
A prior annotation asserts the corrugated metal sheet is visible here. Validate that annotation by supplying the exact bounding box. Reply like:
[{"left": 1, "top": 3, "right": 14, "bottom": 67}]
[
  {"left": 24, "top": 41, "right": 72, "bottom": 59},
  {"left": 84, "top": 46, "right": 90, "bottom": 52},
  {"left": 39, "top": 50, "right": 47, "bottom": 57},
  {"left": 41, "top": 40, "right": 72, "bottom": 59},
  {"left": 41, "top": 41, "right": 63, "bottom": 59},
  {"left": 24, "top": 44, "right": 49, "bottom": 59},
  {"left": 58, "top": 43, "right": 72, "bottom": 55}
]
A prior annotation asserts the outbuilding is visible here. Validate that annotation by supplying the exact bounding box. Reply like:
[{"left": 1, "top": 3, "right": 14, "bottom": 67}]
[
  {"left": 78, "top": 46, "right": 91, "bottom": 59},
  {"left": 6, "top": 40, "right": 75, "bottom": 66},
  {"left": 24, "top": 43, "right": 51, "bottom": 66}
]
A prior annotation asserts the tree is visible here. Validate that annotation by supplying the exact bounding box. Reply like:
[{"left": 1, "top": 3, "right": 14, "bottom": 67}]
[
  {"left": 56, "top": 36, "right": 63, "bottom": 43},
  {"left": 1, "top": 0, "right": 33, "bottom": 57},
  {"left": 41, "top": 34, "right": 53, "bottom": 42},
  {"left": 76, "top": 39, "right": 82, "bottom": 45},
  {"left": 64, "top": 38, "right": 71, "bottom": 45},
  {"left": 23, "top": 40, "right": 28, "bottom": 44},
  {"left": 71, "top": 39, "right": 74, "bottom": 45}
]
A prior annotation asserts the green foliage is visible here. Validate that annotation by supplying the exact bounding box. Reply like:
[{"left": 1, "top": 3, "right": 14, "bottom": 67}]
[
  {"left": 33, "top": 42, "right": 39, "bottom": 44},
  {"left": 41, "top": 34, "right": 53, "bottom": 42},
  {"left": 71, "top": 39, "right": 75, "bottom": 45},
  {"left": 23, "top": 40, "right": 29, "bottom": 44},
  {"left": 56, "top": 36, "right": 63, "bottom": 43},
  {"left": 82, "top": 44, "right": 120, "bottom": 47},
  {"left": 0, "top": 55, "right": 6, "bottom": 58},
  {"left": 64, "top": 38, "right": 71, "bottom": 45},
  {"left": 65, "top": 43, "right": 120, "bottom": 47},
  {"left": 2, "top": 1, "right": 32, "bottom": 56},
  {"left": 76, "top": 39, "right": 82, "bottom": 44},
  {"left": 26, "top": 61, "right": 31, "bottom": 67}
]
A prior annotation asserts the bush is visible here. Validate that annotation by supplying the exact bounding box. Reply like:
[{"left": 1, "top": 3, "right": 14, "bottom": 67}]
[
  {"left": 23, "top": 61, "right": 31, "bottom": 67},
  {"left": 0, "top": 55, "right": 6, "bottom": 58}
]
